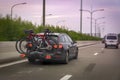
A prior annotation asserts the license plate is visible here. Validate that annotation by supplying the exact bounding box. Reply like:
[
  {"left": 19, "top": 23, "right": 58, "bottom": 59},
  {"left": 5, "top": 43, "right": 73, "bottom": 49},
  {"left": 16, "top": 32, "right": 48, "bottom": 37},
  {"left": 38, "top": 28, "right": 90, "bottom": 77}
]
[
  {"left": 45, "top": 55, "right": 51, "bottom": 59},
  {"left": 110, "top": 41, "right": 113, "bottom": 42}
]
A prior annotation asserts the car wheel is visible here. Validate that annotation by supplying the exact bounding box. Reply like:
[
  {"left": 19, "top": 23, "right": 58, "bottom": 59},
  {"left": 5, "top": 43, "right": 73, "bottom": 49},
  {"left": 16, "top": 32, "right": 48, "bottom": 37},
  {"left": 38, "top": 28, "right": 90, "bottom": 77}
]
[
  {"left": 105, "top": 44, "right": 107, "bottom": 48},
  {"left": 116, "top": 45, "right": 118, "bottom": 49},
  {"left": 28, "top": 58, "right": 35, "bottom": 63},
  {"left": 74, "top": 51, "right": 78, "bottom": 59},
  {"left": 62, "top": 52, "right": 69, "bottom": 64}
]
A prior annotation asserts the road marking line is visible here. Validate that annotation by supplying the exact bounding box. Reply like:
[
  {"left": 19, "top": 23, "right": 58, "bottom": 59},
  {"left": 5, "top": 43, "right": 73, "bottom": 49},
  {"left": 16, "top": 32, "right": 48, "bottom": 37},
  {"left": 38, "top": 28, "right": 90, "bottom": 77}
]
[
  {"left": 101, "top": 48, "right": 104, "bottom": 53},
  {"left": 0, "top": 59, "right": 27, "bottom": 68},
  {"left": 78, "top": 44, "right": 96, "bottom": 49},
  {"left": 94, "top": 53, "right": 99, "bottom": 56},
  {"left": 101, "top": 48, "right": 104, "bottom": 50},
  {"left": 60, "top": 75, "right": 72, "bottom": 80}
]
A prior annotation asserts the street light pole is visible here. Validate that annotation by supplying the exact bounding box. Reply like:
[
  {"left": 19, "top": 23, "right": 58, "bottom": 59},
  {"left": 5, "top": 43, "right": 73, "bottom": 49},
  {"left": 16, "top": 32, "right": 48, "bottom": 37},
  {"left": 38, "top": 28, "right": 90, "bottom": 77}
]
[
  {"left": 94, "top": 17, "right": 105, "bottom": 36},
  {"left": 97, "top": 22, "right": 105, "bottom": 37},
  {"left": 82, "top": 9, "right": 104, "bottom": 36},
  {"left": 42, "top": 0, "right": 46, "bottom": 26},
  {"left": 80, "top": 0, "right": 83, "bottom": 33},
  {"left": 11, "top": 2, "right": 27, "bottom": 19},
  {"left": 87, "top": 17, "right": 105, "bottom": 36},
  {"left": 90, "top": 12, "right": 93, "bottom": 36}
]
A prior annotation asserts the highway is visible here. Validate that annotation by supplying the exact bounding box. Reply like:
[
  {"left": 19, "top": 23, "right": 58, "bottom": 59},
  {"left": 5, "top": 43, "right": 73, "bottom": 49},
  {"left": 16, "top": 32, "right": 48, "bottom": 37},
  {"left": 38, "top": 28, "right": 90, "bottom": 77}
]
[{"left": 0, "top": 43, "right": 120, "bottom": 80}]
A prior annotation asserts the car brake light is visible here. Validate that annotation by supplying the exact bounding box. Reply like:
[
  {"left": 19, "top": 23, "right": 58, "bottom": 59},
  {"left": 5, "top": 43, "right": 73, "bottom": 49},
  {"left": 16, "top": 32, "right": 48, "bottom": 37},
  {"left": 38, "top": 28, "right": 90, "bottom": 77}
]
[
  {"left": 53, "top": 44, "right": 63, "bottom": 49},
  {"left": 58, "top": 44, "right": 63, "bottom": 48},
  {"left": 27, "top": 43, "right": 33, "bottom": 47},
  {"left": 20, "top": 53, "right": 26, "bottom": 58},
  {"left": 53, "top": 44, "right": 58, "bottom": 48},
  {"left": 45, "top": 55, "right": 51, "bottom": 59}
]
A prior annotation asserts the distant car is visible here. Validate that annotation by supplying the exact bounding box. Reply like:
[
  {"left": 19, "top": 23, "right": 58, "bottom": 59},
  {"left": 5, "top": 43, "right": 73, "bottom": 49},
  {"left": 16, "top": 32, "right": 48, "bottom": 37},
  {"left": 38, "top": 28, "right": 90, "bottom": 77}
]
[
  {"left": 104, "top": 33, "right": 119, "bottom": 48},
  {"left": 27, "top": 32, "right": 78, "bottom": 64}
]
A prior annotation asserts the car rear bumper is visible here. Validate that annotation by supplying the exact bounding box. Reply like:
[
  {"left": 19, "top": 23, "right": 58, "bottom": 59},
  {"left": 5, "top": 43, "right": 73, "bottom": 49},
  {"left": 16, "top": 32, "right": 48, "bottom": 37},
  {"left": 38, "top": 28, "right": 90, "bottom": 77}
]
[
  {"left": 27, "top": 51, "right": 66, "bottom": 62},
  {"left": 105, "top": 42, "right": 118, "bottom": 46}
]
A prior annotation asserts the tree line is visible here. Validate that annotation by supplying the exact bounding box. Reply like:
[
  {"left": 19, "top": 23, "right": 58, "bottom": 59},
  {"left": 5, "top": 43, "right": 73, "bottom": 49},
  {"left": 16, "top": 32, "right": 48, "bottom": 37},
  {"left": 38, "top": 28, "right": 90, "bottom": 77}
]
[{"left": 0, "top": 15, "right": 100, "bottom": 41}]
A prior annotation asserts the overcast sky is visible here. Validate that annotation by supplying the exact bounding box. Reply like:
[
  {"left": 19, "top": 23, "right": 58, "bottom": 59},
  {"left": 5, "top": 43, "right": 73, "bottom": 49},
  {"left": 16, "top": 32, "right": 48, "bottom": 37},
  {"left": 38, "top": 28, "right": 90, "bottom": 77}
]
[{"left": 0, "top": 0, "right": 120, "bottom": 37}]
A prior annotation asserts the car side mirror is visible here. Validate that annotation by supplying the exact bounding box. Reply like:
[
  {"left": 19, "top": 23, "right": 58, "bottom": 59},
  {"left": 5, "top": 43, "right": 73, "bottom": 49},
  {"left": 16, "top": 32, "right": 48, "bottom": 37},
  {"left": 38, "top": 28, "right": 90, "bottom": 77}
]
[{"left": 72, "top": 41, "right": 77, "bottom": 44}]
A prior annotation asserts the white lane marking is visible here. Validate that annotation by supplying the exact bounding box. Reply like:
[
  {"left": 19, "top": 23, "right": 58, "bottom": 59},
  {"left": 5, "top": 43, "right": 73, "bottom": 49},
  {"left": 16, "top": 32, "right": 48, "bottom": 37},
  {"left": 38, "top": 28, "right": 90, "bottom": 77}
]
[
  {"left": 60, "top": 75, "right": 72, "bottom": 80},
  {"left": 94, "top": 53, "right": 99, "bottom": 56},
  {"left": 17, "top": 70, "right": 33, "bottom": 74},
  {"left": 101, "top": 48, "right": 104, "bottom": 53},
  {"left": 0, "top": 59, "right": 27, "bottom": 68},
  {"left": 101, "top": 48, "right": 104, "bottom": 50},
  {"left": 78, "top": 44, "right": 96, "bottom": 50}
]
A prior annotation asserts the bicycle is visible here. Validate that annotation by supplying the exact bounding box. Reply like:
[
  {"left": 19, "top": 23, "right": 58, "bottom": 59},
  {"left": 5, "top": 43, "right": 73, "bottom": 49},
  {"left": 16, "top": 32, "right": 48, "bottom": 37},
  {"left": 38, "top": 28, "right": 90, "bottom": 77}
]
[{"left": 15, "top": 29, "right": 57, "bottom": 55}]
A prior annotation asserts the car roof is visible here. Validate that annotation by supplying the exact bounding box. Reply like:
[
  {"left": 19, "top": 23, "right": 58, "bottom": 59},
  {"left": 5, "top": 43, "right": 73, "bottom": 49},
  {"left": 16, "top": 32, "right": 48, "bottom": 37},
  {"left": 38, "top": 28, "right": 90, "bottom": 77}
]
[{"left": 106, "top": 33, "right": 118, "bottom": 36}]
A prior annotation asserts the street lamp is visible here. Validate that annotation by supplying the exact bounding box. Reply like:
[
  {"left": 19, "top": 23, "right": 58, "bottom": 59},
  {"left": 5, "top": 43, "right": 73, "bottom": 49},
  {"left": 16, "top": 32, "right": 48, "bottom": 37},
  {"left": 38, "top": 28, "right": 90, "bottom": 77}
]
[
  {"left": 81, "top": 9, "right": 104, "bottom": 36},
  {"left": 11, "top": 2, "right": 27, "bottom": 19},
  {"left": 97, "top": 22, "right": 106, "bottom": 37},
  {"left": 94, "top": 17, "right": 105, "bottom": 36},
  {"left": 87, "top": 17, "right": 105, "bottom": 36}
]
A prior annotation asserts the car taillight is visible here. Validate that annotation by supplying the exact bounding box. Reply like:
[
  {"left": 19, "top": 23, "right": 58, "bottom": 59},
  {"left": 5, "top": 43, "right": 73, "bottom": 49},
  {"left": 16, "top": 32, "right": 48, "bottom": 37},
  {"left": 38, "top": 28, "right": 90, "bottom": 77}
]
[
  {"left": 58, "top": 44, "right": 63, "bottom": 48},
  {"left": 53, "top": 44, "right": 58, "bottom": 48},
  {"left": 53, "top": 44, "right": 63, "bottom": 49},
  {"left": 20, "top": 53, "right": 26, "bottom": 58},
  {"left": 27, "top": 43, "right": 33, "bottom": 47}
]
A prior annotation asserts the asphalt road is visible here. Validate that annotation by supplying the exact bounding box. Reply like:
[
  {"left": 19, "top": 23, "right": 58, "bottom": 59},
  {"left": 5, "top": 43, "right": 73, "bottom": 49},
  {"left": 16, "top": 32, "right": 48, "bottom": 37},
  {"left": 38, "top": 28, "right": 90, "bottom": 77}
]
[{"left": 0, "top": 43, "right": 120, "bottom": 80}]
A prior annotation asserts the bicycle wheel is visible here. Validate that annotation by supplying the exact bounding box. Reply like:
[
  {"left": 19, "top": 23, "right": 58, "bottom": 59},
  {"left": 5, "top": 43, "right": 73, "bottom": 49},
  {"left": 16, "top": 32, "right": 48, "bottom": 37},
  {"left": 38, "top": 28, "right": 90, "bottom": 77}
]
[
  {"left": 19, "top": 38, "right": 28, "bottom": 54},
  {"left": 15, "top": 38, "right": 23, "bottom": 54}
]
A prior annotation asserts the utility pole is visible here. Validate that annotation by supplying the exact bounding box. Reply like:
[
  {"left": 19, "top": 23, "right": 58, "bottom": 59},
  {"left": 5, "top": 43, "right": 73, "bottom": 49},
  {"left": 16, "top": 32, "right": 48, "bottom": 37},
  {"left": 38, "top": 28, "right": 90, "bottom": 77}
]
[
  {"left": 43, "top": 0, "right": 46, "bottom": 26},
  {"left": 80, "top": 0, "right": 83, "bottom": 33}
]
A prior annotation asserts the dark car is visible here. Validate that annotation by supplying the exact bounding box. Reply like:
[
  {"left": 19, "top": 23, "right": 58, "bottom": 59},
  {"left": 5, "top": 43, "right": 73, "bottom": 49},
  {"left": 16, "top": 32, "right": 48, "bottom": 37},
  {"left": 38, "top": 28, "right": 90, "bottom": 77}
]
[{"left": 26, "top": 32, "right": 78, "bottom": 64}]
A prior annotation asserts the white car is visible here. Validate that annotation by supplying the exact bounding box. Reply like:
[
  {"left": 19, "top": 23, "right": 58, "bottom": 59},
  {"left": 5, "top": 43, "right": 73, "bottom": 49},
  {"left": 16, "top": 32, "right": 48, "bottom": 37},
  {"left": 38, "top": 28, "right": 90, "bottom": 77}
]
[{"left": 104, "top": 33, "right": 119, "bottom": 48}]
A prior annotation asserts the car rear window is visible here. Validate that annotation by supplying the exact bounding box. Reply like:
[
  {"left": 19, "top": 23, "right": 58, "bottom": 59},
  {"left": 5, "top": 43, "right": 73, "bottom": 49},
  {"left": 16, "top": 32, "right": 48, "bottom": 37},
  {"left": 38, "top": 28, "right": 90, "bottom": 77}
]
[
  {"left": 48, "top": 35, "right": 58, "bottom": 41},
  {"left": 107, "top": 36, "right": 117, "bottom": 40}
]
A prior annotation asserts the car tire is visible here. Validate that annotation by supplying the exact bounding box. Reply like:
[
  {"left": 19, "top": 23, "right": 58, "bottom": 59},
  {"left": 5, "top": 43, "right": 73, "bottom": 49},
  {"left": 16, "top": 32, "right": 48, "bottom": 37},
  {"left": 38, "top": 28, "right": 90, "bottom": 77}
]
[
  {"left": 62, "top": 52, "right": 69, "bottom": 64},
  {"left": 116, "top": 45, "right": 118, "bottom": 49},
  {"left": 28, "top": 58, "right": 35, "bottom": 63},
  {"left": 105, "top": 44, "right": 107, "bottom": 48},
  {"left": 74, "top": 51, "right": 78, "bottom": 59}
]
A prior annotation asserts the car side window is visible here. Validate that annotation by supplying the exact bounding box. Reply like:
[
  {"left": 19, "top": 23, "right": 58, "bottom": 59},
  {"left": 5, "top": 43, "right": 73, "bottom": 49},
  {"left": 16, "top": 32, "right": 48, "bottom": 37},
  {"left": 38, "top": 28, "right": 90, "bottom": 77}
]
[
  {"left": 59, "top": 34, "right": 73, "bottom": 43},
  {"left": 66, "top": 34, "right": 73, "bottom": 43},
  {"left": 64, "top": 35, "right": 71, "bottom": 43},
  {"left": 59, "top": 35, "right": 66, "bottom": 43}
]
